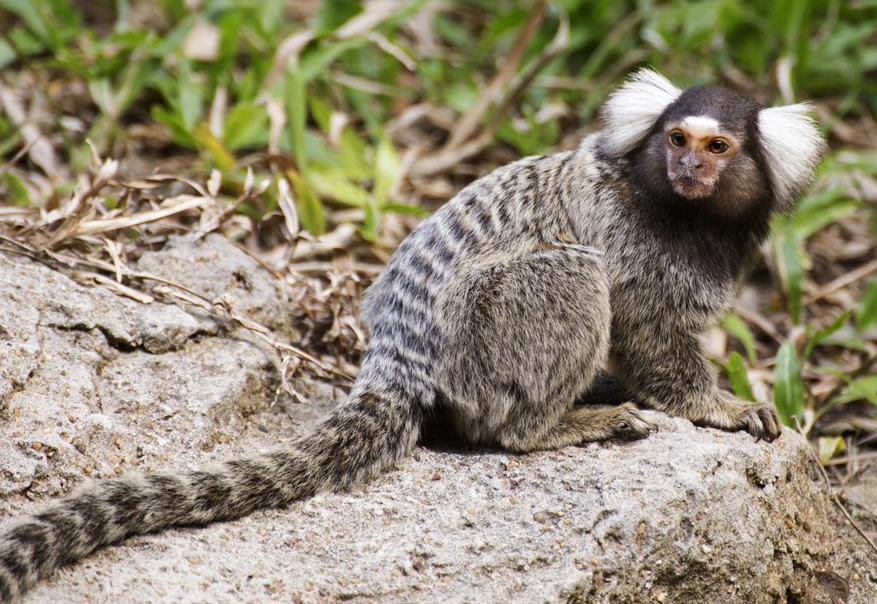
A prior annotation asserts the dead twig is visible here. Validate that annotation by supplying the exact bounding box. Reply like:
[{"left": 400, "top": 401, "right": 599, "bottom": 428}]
[
  {"left": 72, "top": 271, "right": 155, "bottom": 304},
  {"left": 734, "top": 302, "right": 784, "bottom": 344},
  {"left": 215, "top": 294, "right": 353, "bottom": 381},
  {"left": 74, "top": 195, "right": 212, "bottom": 237},
  {"left": 0, "top": 239, "right": 355, "bottom": 383},
  {"left": 132, "top": 269, "right": 357, "bottom": 382},
  {"left": 411, "top": 7, "right": 569, "bottom": 177},
  {"left": 443, "top": 0, "right": 549, "bottom": 151},
  {"left": 823, "top": 451, "right": 877, "bottom": 467},
  {"left": 795, "top": 418, "right": 877, "bottom": 556},
  {"left": 0, "top": 136, "right": 39, "bottom": 180},
  {"left": 814, "top": 352, "right": 877, "bottom": 421},
  {"left": 805, "top": 257, "right": 877, "bottom": 306},
  {"left": 0, "top": 82, "right": 64, "bottom": 181}
]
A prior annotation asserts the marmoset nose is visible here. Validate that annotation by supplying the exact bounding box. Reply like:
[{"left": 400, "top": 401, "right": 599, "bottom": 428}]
[{"left": 682, "top": 151, "right": 703, "bottom": 170}]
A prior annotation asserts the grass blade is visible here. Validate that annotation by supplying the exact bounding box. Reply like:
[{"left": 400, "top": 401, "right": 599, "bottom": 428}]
[
  {"left": 726, "top": 351, "right": 756, "bottom": 402},
  {"left": 856, "top": 278, "right": 877, "bottom": 332},
  {"left": 804, "top": 310, "right": 851, "bottom": 359},
  {"left": 285, "top": 60, "right": 307, "bottom": 175},
  {"left": 721, "top": 313, "right": 758, "bottom": 363},
  {"left": 289, "top": 171, "right": 325, "bottom": 236},
  {"left": 773, "top": 342, "right": 805, "bottom": 429}
]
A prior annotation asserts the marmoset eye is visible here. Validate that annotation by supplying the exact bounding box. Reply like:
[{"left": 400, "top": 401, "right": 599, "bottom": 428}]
[{"left": 708, "top": 139, "right": 729, "bottom": 154}]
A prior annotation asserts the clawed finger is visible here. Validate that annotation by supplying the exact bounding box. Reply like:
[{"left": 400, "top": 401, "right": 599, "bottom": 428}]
[
  {"left": 756, "top": 406, "right": 781, "bottom": 442},
  {"left": 740, "top": 404, "right": 781, "bottom": 442}
]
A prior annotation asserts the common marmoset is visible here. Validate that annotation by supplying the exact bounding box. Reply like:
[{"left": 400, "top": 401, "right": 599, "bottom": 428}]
[{"left": 0, "top": 69, "right": 825, "bottom": 601}]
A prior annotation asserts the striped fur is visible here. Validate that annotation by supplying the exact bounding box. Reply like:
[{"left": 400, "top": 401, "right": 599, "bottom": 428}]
[{"left": 0, "top": 71, "right": 823, "bottom": 601}]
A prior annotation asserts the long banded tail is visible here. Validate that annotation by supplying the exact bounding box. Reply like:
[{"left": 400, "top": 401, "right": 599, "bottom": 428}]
[{"left": 0, "top": 385, "right": 421, "bottom": 602}]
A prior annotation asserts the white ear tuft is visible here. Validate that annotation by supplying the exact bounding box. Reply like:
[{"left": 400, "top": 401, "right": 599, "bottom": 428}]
[
  {"left": 599, "top": 68, "right": 682, "bottom": 156},
  {"left": 758, "top": 103, "right": 826, "bottom": 212}
]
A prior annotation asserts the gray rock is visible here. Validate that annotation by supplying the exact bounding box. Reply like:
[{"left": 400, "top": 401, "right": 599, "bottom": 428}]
[
  {"left": 0, "top": 241, "right": 874, "bottom": 604},
  {"left": 135, "top": 233, "right": 296, "bottom": 337}
]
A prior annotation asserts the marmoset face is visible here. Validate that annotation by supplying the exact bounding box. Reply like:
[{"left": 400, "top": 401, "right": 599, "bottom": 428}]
[
  {"left": 663, "top": 115, "right": 739, "bottom": 199},
  {"left": 633, "top": 86, "right": 774, "bottom": 217},
  {"left": 605, "top": 70, "right": 824, "bottom": 218}
]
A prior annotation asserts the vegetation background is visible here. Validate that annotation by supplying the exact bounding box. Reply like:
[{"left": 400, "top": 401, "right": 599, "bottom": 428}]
[{"left": 0, "top": 0, "right": 875, "bottom": 469}]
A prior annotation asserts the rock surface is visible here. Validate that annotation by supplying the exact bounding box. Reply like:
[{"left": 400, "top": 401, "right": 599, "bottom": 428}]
[{"left": 1, "top": 236, "right": 874, "bottom": 604}]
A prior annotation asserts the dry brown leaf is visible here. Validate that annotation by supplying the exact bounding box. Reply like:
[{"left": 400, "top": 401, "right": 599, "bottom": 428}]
[{"left": 74, "top": 195, "right": 211, "bottom": 236}]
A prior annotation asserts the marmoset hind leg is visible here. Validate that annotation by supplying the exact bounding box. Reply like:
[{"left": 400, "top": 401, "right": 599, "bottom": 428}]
[{"left": 436, "top": 244, "right": 656, "bottom": 452}]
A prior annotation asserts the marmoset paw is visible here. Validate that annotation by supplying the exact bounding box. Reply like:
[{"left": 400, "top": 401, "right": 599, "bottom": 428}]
[
  {"left": 712, "top": 394, "right": 781, "bottom": 442},
  {"left": 735, "top": 401, "right": 781, "bottom": 442},
  {"left": 615, "top": 403, "right": 659, "bottom": 440}
]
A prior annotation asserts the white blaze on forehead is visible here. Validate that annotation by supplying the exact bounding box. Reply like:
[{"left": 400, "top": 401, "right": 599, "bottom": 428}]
[{"left": 679, "top": 115, "right": 721, "bottom": 138}]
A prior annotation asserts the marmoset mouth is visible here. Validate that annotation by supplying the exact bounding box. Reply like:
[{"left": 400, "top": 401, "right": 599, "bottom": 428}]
[{"left": 670, "top": 176, "right": 713, "bottom": 199}]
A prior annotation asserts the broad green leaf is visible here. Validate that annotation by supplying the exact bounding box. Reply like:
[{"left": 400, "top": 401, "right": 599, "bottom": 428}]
[
  {"left": 215, "top": 10, "right": 245, "bottom": 69},
  {"left": 435, "top": 13, "right": 473, "bottom": 47},
  {"left": 832, "top": 376, "right": 877, "bottom": 406},
  {"left": 0, "top": 131, "right": 19, "bottom": 158},
  {"left": 726, "top": 352, "right": 756, "bottom": 402},
  {"left": 307, "top": 167, "right": 369, "bottom": 207},
  {"left": 795, "top": 184, "right": 845, "bottom": 214},
  {"left": 792, "top": 198, "right": 858, "bottom": 240},
  {"left": 383, "top": 202, "right": 430, "bottom": 218},
  {"left": 301, "top": 132, "right": 345, "bottom": 167},
  {"left": 289, "top": 172, "right": 325, "bottom": 236},
  {"left": 0, "top": 39, "right": 16, "bottom": 70},
  {"left": 151, "top": 14, "right": 195, "bottom": 57},
  {"left": 255, "top": 0, "right": 287, "bottom": 35},
  {"left": 195, "top": 124, "right": 235, "bottom": 172},
  {"left": 773, "top": 222, "right": 803, "bottom": 324},
  {"left": 7, "top": 27, "right": 48, "bottom": 60},
  {"left": 804, "top": 311, "right": 851, "bottom": 359},
  {"left": 0, "top": 0, "right": 77, "bottom": 48},
  {"left": 721, "top": 313, "right": 757, "bottom": 363},
  {"left": 285, "top": 61, "right": 307, "bottom": 174},
  {"left": 317, "top": 0, "right": 362, "bottom": 32},
  {"left": 308, "top": 96, "right": 333, "bottom": 133},
  {"left": 821, "top": 323, "right": 870, "bottom": 352},
  {"left": 773, "top": 342, "right": 804, "bottom": 428},
  {"left": 374, "top": 136, "right": 399, "bottom": 208},
  {"left": 443, "top": 83, "right": 478, "bottom": 114},
  {"left": 361, "top": 195, "right": 380, "bottom": 242},
  {"left": 0, "top": 0, "right": 48, "bottom": 41},
  {"left": 856, "top": 278, "right": 877, "bottom": 332},
  {"left": 178, "top": 58, "right": 203, "bottom": 131},
  {"left": 793, "top": 185, "right": 860, "bottom": 240},
  {"left": 88, "top": 79, "right": 115, "bottom": 118},
  {"left": 112, "top": 42, "right": 155, "bottom": 118},
  {"left": 152, "top": 106, "right": 199, "bottom": 147},
  {"left": 224, "top": 102, "right": 269, "bottom": 151},
  {"left": 87, "top": 40, "right": 154, "bottom": 120},
  {"left": 817, "top": 436, "right": 844, "bottom": 465},
  {"left": 3, "top": 173, "right": 30, "bottom": 205},
  {"left": 300, "top": 39, "right": 366, "bottom": 81},
  {"left": 337, "top": 129, "right": 371, "bottom": 180}
]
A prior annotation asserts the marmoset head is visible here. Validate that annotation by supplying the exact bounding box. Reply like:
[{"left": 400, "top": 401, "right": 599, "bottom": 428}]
[
  {"left": 660, "top": 87, "right": 761, "bottom": 201},
  {"left": 599, "top": 69, "right": 825, "bottom": 217}
]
